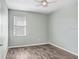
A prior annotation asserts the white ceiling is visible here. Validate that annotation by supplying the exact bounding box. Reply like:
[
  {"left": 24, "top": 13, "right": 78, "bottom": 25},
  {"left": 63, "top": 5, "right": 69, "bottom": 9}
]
[{"left": 5, "top": 0, "right": 77, "bottom": 14}]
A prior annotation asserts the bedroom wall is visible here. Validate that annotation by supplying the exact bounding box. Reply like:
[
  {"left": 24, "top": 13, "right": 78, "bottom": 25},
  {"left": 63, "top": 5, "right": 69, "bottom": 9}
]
[
  {"left": 0, "top": 0, "right": 8, "bottom": 59},
  {"left": 8, "top": 10, "right": 48, "bottom": 47},
  {"left": 0, "top": 0, "right": 1, "bottom": 43},
  {"left": 49, "top": 0, "right": 78, "bottom": 54}
]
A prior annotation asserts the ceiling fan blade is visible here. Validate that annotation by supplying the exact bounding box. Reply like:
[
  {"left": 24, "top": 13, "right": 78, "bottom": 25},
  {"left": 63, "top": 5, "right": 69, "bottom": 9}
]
[
  {"left": 36, "top": 4, "right": 41, "bottom": 6},
  {"left": 48, "top": 0, "right": 57, "bottom": 3},
  {"left": 34, "top": 0, "right": 42, "bottom": 2},
  {"left": 36, "top": 4, "right": 48, "bottom": 7}
]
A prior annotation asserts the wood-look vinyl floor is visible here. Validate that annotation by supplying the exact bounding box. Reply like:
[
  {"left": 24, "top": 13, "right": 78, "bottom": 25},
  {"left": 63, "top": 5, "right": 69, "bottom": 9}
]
[{"left": 6, "top": 44, "right": 78, "bottom": 59}]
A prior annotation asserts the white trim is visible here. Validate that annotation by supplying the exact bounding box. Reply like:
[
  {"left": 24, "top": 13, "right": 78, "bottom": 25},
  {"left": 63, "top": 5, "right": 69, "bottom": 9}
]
[
  {"left": 8, "top": 43, "right": 48, "bottom": 48},
  {"left": 4, "top": 48, "right": 8, "bottom": 59},
  {"left": 48, "top": 42, "right": 78, "bottom": 56},
  {"left": 13, "top": 16, "right": 26, "bottom": 36}
]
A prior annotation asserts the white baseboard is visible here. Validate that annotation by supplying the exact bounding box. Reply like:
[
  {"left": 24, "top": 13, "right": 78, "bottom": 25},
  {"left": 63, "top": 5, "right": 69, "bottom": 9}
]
[
  {"left": 48, "top": 42, "right": 78, "bottom": 56},
  {"left": 8, "top": 43, "right": 48, "bottom": 48},
  {"left": 4, "top": 48, "right": 8, "bottom": 59}
]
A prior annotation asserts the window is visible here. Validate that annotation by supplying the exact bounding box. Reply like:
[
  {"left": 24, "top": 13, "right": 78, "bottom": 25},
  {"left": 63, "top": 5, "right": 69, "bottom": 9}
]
[{"left": 13, "top": 16, "right": 26, "bottom": 36}]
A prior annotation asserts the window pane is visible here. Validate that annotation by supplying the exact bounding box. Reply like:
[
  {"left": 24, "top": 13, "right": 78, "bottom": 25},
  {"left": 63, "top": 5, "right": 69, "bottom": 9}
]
[
  {"left": 14, "top": 16, "right": 26, "bottom": 26},
  {"left": 14, "top": 26, "right": 26, "bottom": 36}
]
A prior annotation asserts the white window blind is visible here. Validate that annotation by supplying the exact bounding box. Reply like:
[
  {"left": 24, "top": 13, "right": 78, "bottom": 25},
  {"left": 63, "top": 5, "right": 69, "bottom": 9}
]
[{"left": 13, "top": 16, "right": 26, "bottom": 36}]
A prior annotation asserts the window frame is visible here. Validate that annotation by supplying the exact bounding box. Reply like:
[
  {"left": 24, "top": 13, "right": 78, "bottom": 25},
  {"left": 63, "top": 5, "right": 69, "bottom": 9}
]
[{"left": 13, "top": 15, "right": 26, "bottom": 36}]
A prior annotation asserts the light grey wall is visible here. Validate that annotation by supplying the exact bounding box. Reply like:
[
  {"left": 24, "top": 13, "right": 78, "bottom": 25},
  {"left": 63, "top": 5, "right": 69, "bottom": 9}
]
[
  {"left": 0, "top": 0, "right": 8, "bottom": 59},
  {"left": 0, "top": 0, "right": 1, "bottom": 43},
  {"left": 0, "top": 1, "right": 2, "bottom": 58},
  {"left": 8, "top": 10, "right": 48, "bottom": 47},
  {"left": 49, "top": 1, "right": 78, "bottom": 54}
]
